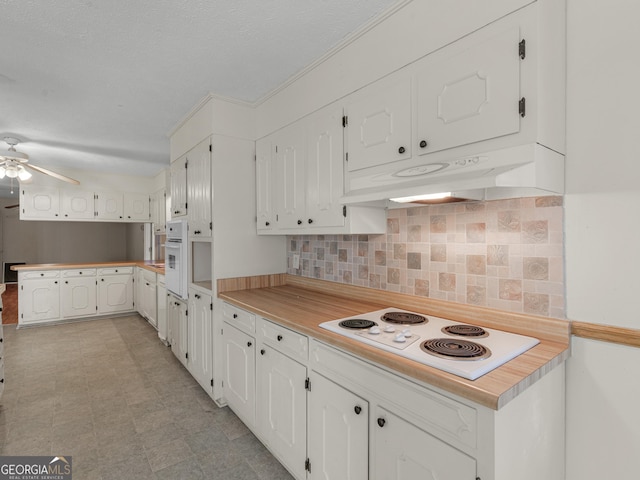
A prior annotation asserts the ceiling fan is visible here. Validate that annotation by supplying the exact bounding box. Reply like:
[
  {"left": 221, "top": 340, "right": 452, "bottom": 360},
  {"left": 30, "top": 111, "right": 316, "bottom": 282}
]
[{"left": 0, "top": 137, "right": 80, "bottom": 185}]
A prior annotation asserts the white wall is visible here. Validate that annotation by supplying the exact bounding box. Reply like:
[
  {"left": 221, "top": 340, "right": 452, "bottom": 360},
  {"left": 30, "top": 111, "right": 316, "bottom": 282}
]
[{"left": 564, "top": 1, "right": 640, "bottom": 478}]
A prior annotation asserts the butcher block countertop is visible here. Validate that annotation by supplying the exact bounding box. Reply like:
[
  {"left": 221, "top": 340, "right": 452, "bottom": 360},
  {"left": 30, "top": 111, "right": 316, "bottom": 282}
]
[
  {"left": 219, "top": 274, "right": 570, "bottom": 410},
  {"left": 11, "top": 261, "right": 166, "bottom": 275}
]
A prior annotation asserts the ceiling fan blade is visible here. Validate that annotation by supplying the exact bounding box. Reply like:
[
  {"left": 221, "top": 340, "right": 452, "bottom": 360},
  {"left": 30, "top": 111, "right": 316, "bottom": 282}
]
[
  {"left": 4, "top": 204, "right": 19, "bottom": 209},
  {"left": 23, "top": 163, "right": 80, "bottom": 185}
]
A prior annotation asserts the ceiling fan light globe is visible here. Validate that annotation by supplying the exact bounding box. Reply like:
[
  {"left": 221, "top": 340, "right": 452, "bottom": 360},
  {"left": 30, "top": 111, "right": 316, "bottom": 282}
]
[
  {"left": 18, "top": 167, "right": 32, "bottom": 181},
  {"left": 5, "top": 167, "right": 18, "bottom": 178},
  {"left": 0, "top": 166, "right": 5, "bottom": 179}
]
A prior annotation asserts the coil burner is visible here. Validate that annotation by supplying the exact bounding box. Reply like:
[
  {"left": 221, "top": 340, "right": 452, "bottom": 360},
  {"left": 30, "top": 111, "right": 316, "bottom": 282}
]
[
  {"left": 339, "top": 319, "right": 377, "bottom": 330},
  {"left": 420, "top": 338, "right": 491, "bottom": 361},
  {"left": 442, "top": 324, "right": 489, "bottom": 338},
  {"left": 380, "top": 311, "right": 427, "bottom": 325}
]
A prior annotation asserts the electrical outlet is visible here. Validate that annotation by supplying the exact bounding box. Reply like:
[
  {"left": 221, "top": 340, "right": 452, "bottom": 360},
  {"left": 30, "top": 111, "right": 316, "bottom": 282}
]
[{"left": 293, "top": 254, "right": 300, "bottom": 269}]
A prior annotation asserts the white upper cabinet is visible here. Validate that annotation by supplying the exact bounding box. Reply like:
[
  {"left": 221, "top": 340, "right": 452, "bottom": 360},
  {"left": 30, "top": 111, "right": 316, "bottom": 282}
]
[
  {"left": 61, "top": 189, "right": 95, "bottom": 220},
  {"left": 345, "top": 75, "right": 412, "bottom": 172},
  {"left": 21, "top": 185, "right": 60, "bottom": 219},
  {"left": 186, "top": 138, "right": 212, "bottom": 237},
  {"left": 170, "top": 155, "right": 188, "bottom": 218},
  {"left": 306, "top": 105, "right": 346, "bottom": 228},
  {"left": 93, "top": 191, "right": 122, "bottom": 220},
  {"left": 151, "top": 188, "right": 167, "bottom": 233},
  {"left": 274, "top": 121, "right": 307, "bottom": 230},
  {"left": 123, "top": 192, "right": 150, "bottom": 221},
  {"left": 415, "top": 26, "right": 521, "bottom": 156},
  {"left": 255, "top": 137, "right": 275, "bottom": 232}
]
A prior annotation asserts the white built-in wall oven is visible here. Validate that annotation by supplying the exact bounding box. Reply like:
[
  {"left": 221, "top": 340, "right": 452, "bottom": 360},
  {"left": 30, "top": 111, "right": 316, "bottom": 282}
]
[{"left": 165, "top": 218, "right": 188, "bottom": 300}]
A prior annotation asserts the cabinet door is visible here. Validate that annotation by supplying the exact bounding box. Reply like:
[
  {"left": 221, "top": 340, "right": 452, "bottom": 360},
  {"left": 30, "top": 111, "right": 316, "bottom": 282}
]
[
  {"left": 20, "top": 186, "right": 60, "bottom": 219},
  {"left": 97, "top": 274, "right": 133, "bottom": 314},
  {"left": 95, "top": 192, "right": 124, "bottom": 220},
  {"left": 61, "top": 277, "right": 97, "bottom": 318},
  {"left": 157, "top": 280, "right": 167, "bottom": 343},
  {"left": 170, "top": 156, "right": 188, "bottom": 217},
  {"left": 61, "top": 189, "right": 95, "bottom": 220},
  {"left": 123, "top": 193, "right": 150, "bottom": 221},
  {"left": 188, "top": 291, "right": 213, "bottom": 392},
  {"left": 416, "top": 27, "right": 521, "bottom": 156},
  {"left": 19, "top": 278, "right": 60, "bottom": 323},
  {"left": 345, "top": 75, "right": 412, "bottom": 172},
  {"left": 256, "top": 137, "right": 275, "bottom": 232},
  {"left": 169, "top": 297, "right": 188, "bottom": 367},
  {"left": 274, "top": 122, "right": 306, "bottom": 229},
  {"left": 143, "top": 281, "right": 157, "bottom": 327},
  {"left": 187, "top": 139, "right": 212, "bottom": 237},
  {"left": 372, "top": 406, "right": 475, "bottom": 480},
  {"left": 152, "top": 189, "right": 167, "bottom": 233},
  {"left": 256, "top": 345, "right": 307, "bottom": 480},
  {"left": 306, "top": 105, "right": 345, "bottom": 228},
  {"left": 308, "top": 372, "right": 368, "bottom": 480},
  {"left": 223, "top": 323, "right": 256, "bottom": 428}
]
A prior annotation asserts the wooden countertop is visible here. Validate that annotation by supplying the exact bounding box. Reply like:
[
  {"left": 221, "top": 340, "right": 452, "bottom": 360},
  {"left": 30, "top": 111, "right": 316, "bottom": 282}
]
[
  {"left": 12, "top": 261, "right": 165, "bottom": 275},
  {"left": 218, "top": 274, "right": 570, "bottom": 410}
]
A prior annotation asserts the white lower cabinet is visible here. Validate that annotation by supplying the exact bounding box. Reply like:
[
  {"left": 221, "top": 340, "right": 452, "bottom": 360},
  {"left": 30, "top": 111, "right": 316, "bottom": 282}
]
[
  {"left": 256, "top": 344, "right": 307, "bottom": 480},
  {"left": 97, "top": 267, "right": 134, "bottom": 315},
  {"left": 169, "top": 295, "right": 188, "bottom": 368},
  {"left": 157, "top": 275, "right": 167, "bottom": 343},
  {"left": 18, "top": 271, "right": 60, "bottom": 324},
  {"left": 307, "top": 372, "right": 368, "bottom": 480},
  {"left": 188, "top": 288, "right": 213, "bottom": 393},
  {"left": 136, "top": 267, "right": 158, "bottom": 328},
  {"left": 372, "top": 406, "right": 475, "bottom": 480},
  {"left": 61, "top": 269, "right": 97, "bottom": 318},
  {"left": 222, "top": 322, "right": 256, "bottom": 429}
]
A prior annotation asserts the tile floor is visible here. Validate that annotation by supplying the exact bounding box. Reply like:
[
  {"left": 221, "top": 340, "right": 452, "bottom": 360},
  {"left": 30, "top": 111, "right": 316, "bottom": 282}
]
[{"left": 0, "top": 315, "right": 294, "bottom": 480}]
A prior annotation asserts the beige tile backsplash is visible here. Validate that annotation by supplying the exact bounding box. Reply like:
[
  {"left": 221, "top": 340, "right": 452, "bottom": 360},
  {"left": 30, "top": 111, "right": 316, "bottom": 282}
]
[{"left": 287, "top": 196, "right": 565, "bottom": 319}]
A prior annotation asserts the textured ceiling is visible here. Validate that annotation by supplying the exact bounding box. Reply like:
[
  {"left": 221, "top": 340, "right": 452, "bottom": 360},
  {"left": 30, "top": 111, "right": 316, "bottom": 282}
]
[{"left": 0, "top": 0, "right": 400, "bottom": 197}]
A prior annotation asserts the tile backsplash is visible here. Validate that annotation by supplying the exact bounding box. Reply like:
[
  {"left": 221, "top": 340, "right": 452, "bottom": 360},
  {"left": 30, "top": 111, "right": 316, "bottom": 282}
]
[{"left": 287, "top": 196, "right": 565, "bottom": 319}]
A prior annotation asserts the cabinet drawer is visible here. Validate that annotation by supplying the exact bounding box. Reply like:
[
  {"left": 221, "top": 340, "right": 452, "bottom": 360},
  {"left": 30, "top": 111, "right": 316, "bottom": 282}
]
[
  {"left": 20, "top": 270, "right": 59, "bottom": 280},
  {"left": 142, "top": 269, "right": 157, "bottom": 284},
  {"left": 97, "top": 266, "right": 133, "bottom": 275},
  {"left": 222, "top": 302, "right": 255, "bottom": 334},
  {"left": 310, "top": 339, "right": 477, "bottom": 449},
  {"left": 258, "top": 317, "right": 308, "bottom": 363},
  {"left": 62, "top": 269, "right": 96, "bottom": 278}
]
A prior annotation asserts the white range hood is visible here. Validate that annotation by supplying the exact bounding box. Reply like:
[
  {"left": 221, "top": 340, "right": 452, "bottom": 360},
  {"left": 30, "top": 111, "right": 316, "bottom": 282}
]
[{"left": 340, "top": 142, "right": 564, "bottom": 206}]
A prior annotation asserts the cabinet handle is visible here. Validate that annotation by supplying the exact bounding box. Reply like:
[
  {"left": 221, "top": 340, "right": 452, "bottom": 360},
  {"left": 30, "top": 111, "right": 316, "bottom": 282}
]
[
  {"left": 277, "top": 334, "right": 283, "bottom": 342},
  {"left": 377, "top": 417, "right": 386, "bottom": 428},
  {"left": 297, "top": 220, "right": 302, "bottom": 225},
  {"left": 247, "top": 341, "right": 252, "bottom": 347},
  {"left": 233, "top": 313, "right": 238, "bottom": 319},
  {"left": 354, "top": 405, "right": 362, "bottom": 415},
  {"left": 195, "top": 294, "right": 200, "bottom": 299},
  {"left": 398, "top": 146, "right": 406, "bottom": 154},
  {"left": 308, "top": 218, "right": 313, "bottom": 224},
  {"left": 260, "top": 349, "right": 265, "bottom": 355},
  {"left": 265, "top": 221, "right": 270, "bottom": 226},
  {"left": 194, "top": 230, "right": 201, "bottom": 234},
  {"left": 419, "top": 140, "right": 428, "bottom": 148}
]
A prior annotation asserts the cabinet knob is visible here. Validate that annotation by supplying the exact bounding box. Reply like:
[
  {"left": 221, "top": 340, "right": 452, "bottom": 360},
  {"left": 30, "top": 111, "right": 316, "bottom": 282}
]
[
  {"left": 297, "top": 220, "right": 302, "bottom": 225},
  {"left": 260, "top": 349, "right": 265, "bottom": 355},
  {"left": 119, "top": 216, "right": 123, "bottom": 219},
  {"left": 54, "top": 281, "right": 58, "bottom": 284},
  {"left": 377, "top": 417, "right": 386, "bottom": 428},
  {"left": 308, "top": 218, "right": 313, "bottom": 224},
  {"left": 65, "top": 281, "right": 68, "bottom": 284},
  {"left": 195, "top": 294, "right": 200, "bottom": 299},
  {"left": 128, "top": 216, "right": 131, "bottom": 219},
  {"left": 247, "top": 341, "right": 252, "bottom": 347},
  {"left": 40, "top": 273, "right": 44, "bottom": 276},
  {"left": 101, "top": 278, "right": 105, "bottom": 282},
  {"left": 55, "top": 214, "right": 58, "bottom": 217},
  {"left": 354, "top": 405, "right": 362, "bottom": 415},
  {"left": 277, "top": 335, "right": 283, "bottom": 342},
  {"left": 0, "top": 379, "right": 3, "bottom": 384},
  {"left": 79, "top": 271, "right": 83, "bottom": 274},
  {"left": 64, "top": 214, "right": 68, "bottom": 217},
  {"left": 265, "top": 221, "right": 270, "bottom": 226},
  {"left": 398, "top": 146, "right": 406, "bottom": 154},
  {"left": 419, "top": 140, "right": 428, "bottom": 148},
  {"left": 233, "top": 313, "right": 238, "bottom": 319}
]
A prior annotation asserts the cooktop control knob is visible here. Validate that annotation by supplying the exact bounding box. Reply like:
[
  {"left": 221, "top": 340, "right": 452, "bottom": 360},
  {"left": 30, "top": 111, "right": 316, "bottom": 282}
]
[
  {"left": 369, "top": 326, "right": 381, "bottom": 335},
  {"left": 384, "top": 325, "right": 396, "bottom": 333},
  {"left": 402, "top": 328, "right": 413, "bottom": 338},
  {"left": 393, "top": 333, "right": 407, "bottom": 343}
]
